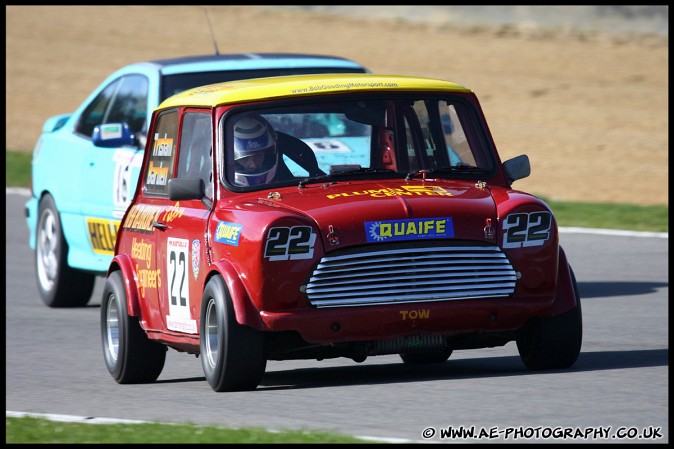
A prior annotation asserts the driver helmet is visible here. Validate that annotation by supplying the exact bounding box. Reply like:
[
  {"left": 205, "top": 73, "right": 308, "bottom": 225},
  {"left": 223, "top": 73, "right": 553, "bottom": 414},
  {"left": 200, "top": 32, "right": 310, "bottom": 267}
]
[{"left": 233, "top": 114, "right": 278, "bottom": 186}]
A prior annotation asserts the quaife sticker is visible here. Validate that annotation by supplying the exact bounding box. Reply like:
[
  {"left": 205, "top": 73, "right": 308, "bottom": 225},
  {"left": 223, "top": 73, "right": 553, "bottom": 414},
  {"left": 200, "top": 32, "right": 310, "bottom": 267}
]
[
  {"left": 214, "top": 221, "right": 243, "bottom": 246},
  {"left": 502, "top": 211, "right": 552, "bottom": 248},
  {"left": 365, "top": 217, "right": 454, "bottom": 243},
  {"left": 264, "top": 226, "right": 316, "bottom": 261}
]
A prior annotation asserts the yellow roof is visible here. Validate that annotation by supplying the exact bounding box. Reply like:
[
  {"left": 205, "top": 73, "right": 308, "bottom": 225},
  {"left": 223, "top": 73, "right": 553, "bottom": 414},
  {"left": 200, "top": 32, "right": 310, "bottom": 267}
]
[{"left": 158, "top": 73, "right": 472, "bottom": 109}]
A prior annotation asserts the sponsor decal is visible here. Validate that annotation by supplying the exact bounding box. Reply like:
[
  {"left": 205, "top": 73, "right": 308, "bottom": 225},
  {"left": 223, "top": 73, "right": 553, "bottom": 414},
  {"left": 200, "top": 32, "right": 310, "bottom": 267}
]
[
  {"left": 166, "top": 237, "right": 197, "bottom": 334},
  {"left": 327, "top": 185, "right": 453, "bottom": 200},
  {"left": 146, "top": 160, "right": 169, "bottom": 186},
  {"left": 123, "top": 203, "right": 185, "bottom": 233},
  {"left": 191, "top": 239, "right": 200, "bottom": 279},
  {"left": 307, "top": 140, "right": 351, "bottom": 152},
  {"left": 152, "top": 136, "right": 173, "bottom": 157},
  {"left": 264, "top": 226, "right": 316, "bottom": 261},
  {"left": 131, "top": 237, "right": 154, "bottom": 268},
  {"left": 214, "top": 221, "right": 243, "bottom": 246},
  {"left": 86, "top": 217, "right": 120, "bottom": 255},
  {"left": 289, "top": 81, "right": 399, "bottom": 95},
  {"left": 123, "top": 204, "right": 163, "bottom": 233},
  {"left": 100, "top": 124, "right": 122, "bottom": 140},
  {"left": 400, "top": 309, "right": 430, "bottom": 320},
  {"left": 502, "top": 211, "right": 552, "bottom": 248},
  {"left": 131, "top": 238, "right": 160, "bottom": 299},
  {"left": 365, "top": 217, "right": 454, "bottom": 243},
  {"left": 112, "top": 149, "right": 143, "bottom": 219},
  {"left": 162, "top": 203, "right": 185, "bottom": 222}
]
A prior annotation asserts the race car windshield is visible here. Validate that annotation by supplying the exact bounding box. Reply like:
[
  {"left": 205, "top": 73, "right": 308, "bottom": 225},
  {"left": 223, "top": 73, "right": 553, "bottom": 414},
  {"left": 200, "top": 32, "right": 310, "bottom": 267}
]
[{"left": 223, "top": 96, "right": 496, "bottom": 190}]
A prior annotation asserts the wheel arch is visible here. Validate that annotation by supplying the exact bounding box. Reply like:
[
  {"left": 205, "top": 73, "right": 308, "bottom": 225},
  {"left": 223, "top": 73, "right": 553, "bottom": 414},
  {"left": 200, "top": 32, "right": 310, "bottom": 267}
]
[
  {"left": 207, "top": 259, "right": 266, "bottom": 331},
  {"left": 547, "top": 246, "right": 579, "bottom": 317},
  {"left": 108, "top": 254, "right": 142, "bottom": 317}
]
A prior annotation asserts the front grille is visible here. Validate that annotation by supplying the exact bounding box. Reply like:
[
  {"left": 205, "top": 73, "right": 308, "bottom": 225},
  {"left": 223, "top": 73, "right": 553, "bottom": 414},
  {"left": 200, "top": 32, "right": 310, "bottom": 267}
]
[{"left": 306, "top": 243, "right": 516, "bottom": 308}]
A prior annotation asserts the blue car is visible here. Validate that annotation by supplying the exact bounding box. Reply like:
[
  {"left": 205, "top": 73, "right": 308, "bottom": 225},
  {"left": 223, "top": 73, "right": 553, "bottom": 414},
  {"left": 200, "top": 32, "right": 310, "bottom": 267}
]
[{"left": 25, "top": 53, "right": 369, "bottom": 307}]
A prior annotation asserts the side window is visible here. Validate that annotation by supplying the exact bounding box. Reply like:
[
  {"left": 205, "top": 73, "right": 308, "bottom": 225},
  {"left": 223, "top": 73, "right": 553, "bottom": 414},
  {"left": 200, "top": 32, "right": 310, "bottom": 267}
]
[
  {"left": 412, "top": 101, "right": 437, "bottom": 167},
  {"left": 438, "top": 102, "right": 475, "bottom": 166},
  {"left": 75, "top": 74, "right": 149, "bottom": 138},
  {"left": 106, "top": 75, "right": 149, "bottom": 134},
  {"left": 75, "top": 81, "right": 118, "bottom": 137},
  {"left": 177, "top": 112, "right": 213, "bottom": 199},
  {"left": 143, "top": 110, "right": 178, "bottom": 196}
]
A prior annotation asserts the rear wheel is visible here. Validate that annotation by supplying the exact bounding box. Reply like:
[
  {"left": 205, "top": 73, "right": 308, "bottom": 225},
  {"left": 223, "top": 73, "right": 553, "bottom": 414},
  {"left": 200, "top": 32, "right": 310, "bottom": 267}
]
[
  {"left": 516, "top": 266, "right": 582, "bottom": 370},
  {"left": 101, "top": 270, "right": 166, "bottom": 383},
  {"left": 35, "top": 194, "right": 95, "bottom": 307},
  {"left": 200, "top": 275, "right": 267, "bottom": 392}
]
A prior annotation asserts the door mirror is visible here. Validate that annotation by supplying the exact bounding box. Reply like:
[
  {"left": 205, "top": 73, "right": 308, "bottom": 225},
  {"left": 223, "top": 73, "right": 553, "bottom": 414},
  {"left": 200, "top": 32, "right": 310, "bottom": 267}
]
[
  {"left": 503, "top": 154, "right": 530, "bottom": 183},
  {"left": 168, "top": 177, "right": 205, "bottom": 201}
]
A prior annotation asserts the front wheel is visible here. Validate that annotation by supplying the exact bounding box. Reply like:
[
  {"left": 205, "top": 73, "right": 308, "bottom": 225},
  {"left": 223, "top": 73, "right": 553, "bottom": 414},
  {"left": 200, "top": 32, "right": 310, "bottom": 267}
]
[
  {"left": 101, "top": 270, "right": 166, "bottom": 383},
  {"left": 35, "top": 194, "right": 95, "bottom": 307},
  {"left": 516, "top": 266, "right": 583, "bottom": 370},
  {"left": 200, "top": 275, "right": 267, "bottom": 392}
]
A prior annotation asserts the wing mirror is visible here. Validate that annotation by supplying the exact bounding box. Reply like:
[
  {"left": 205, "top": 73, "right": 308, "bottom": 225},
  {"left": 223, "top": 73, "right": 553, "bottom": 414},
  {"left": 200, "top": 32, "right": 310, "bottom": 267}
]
[
  {"left": 503, "top": 154, "right": 531, "bottom": 183},
  {"left": 168, "top": 177, "right": 205, "bottom": 201}
]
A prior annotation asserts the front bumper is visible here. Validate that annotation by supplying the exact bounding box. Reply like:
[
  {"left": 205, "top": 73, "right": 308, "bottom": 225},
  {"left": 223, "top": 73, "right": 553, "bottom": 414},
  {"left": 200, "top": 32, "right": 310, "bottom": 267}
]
[
  {"left": 25, "top": 195, "right": 38, "bottom": 250},
  {"left": 258, "top": 295, "right": 553, "bottom": 344}
]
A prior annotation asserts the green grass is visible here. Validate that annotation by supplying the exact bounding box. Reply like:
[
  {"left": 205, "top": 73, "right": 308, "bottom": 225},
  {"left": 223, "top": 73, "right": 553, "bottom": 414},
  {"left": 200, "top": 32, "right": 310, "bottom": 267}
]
[
  {"left": 5, "top": 150, "right": 668, "bottom": 233},
  {"left": 543, "top": 198, "right": 668, "bottom": 233},
  {"left": 5, "top": 416, "right": 379, "bottom": 444},
  {"left": 6, "top": 150, "right": 32, "bottom": 187}
]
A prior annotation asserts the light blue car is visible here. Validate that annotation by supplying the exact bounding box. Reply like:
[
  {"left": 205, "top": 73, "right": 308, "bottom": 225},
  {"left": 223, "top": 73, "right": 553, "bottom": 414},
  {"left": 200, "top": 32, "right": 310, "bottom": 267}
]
[{"left": 25, "top": 53, "right": 369, "bottom": 307}]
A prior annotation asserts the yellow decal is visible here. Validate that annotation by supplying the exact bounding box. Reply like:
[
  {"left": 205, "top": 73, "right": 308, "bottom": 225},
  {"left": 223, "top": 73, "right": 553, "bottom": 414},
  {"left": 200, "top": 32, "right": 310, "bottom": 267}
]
[
  {"left": 328, "top": 185, "right": 453, "bottom": 200},
  {"left": 400, "top": 309, "right": 431, "bottom": 320},
  {"left": 146, "top": 160, "right": 169, "bottom": 186},
  {"left": 123, "top": 204, "right": 163, "bottom": 233},
  {"left": 136, "top": 263, "right": 161, "bottom": 298},
  {"left": 162, "top": 202, "right": 185, "bottom": 223},
  {"left": 152, "top": 137, "right": 173, "bottom": 157},
  {"left": 380, "top": 219, "right": 446, "bottom": 238},
  {"left": 131, "top": 238, "right": 160, "bottom": 298},
  {"left": 86, "top": 218, "right": 120, "bottom": 255},
  {"left": 131, "top": 238, "right": 153, "bottom": 268}
]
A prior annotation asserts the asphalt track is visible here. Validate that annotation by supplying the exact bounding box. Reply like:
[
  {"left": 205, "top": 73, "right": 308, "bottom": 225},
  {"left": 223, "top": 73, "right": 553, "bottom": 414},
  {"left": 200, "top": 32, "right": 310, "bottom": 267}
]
[{"left": 5, "top": 190, "right": 669, "bottom": 443}]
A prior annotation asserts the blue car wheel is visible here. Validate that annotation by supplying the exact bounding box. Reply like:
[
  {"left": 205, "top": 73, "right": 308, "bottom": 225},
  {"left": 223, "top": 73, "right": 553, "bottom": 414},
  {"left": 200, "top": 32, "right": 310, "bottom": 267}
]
[{"left": 35, "top": 194, "right": 95, "bottom": 307}]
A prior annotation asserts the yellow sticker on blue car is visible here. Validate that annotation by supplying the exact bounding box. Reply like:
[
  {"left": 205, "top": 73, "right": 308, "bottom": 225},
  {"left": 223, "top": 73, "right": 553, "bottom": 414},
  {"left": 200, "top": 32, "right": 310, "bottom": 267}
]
[{"left": 86, "top": 217, "right": 120, "bottom": 255}]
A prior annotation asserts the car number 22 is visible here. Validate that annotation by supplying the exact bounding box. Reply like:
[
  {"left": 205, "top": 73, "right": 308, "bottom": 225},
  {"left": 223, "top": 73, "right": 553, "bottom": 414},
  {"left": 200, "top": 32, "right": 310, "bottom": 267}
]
[
  {"left": 165, "top": 238, "right": 197, "bottom": 334},
  {"left": 502, "top": 211, "right": 552, "bottom": 248},
  {"left": 264, "top": 226, "right": 317, "bottom": 261}
]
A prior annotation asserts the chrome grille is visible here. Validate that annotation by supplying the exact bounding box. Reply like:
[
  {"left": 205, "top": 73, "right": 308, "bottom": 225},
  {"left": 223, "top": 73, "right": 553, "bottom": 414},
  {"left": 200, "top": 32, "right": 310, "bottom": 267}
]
[{"left": 306, "top": 243, "right": 516, "bottom": 308}]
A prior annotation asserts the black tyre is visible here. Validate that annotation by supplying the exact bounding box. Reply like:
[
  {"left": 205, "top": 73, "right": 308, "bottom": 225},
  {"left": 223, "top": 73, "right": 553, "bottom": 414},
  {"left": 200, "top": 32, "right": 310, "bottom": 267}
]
[
  {"left": 200, "top": 275, "right": 267, "bottom": 392},
  {"left": 35, "top": 194, "right": 95, "bottom": 307},
  {"left": 400, "top": 349, "right": 453, "bottom": 365},
  {"left": 516, "top": 266, "right": 583, "bottom": 370},
  {"left": 101, "top": 270, "right": 166, "bottom": 383}
]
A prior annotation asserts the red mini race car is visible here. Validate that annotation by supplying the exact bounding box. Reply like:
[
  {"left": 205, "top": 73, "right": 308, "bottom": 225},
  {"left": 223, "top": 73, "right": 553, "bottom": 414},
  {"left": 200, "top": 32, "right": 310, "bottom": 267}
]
[{"left": 100, "top": 73, "right": 582, "bottom": 392}]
